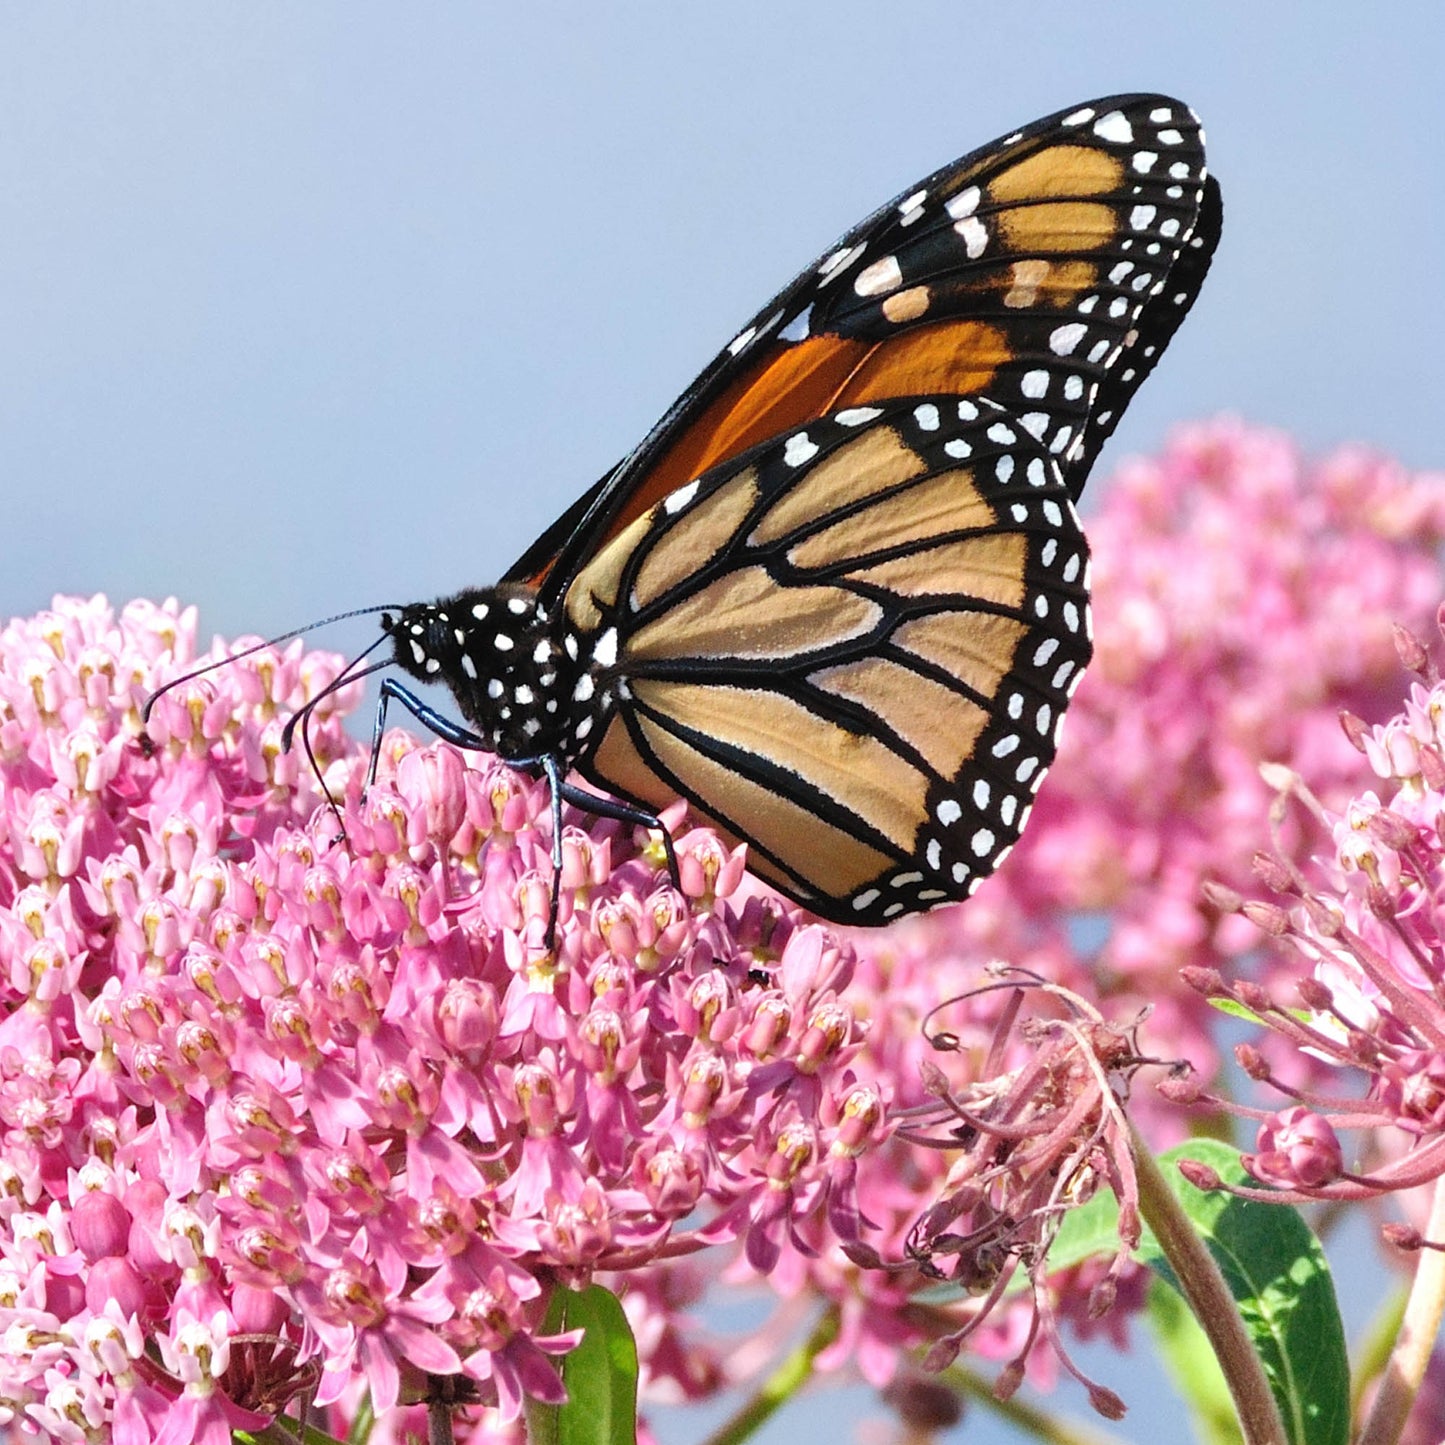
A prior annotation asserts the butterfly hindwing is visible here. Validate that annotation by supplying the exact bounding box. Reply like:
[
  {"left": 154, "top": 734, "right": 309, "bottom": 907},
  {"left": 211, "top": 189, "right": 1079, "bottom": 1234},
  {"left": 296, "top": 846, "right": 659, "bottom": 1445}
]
[
  {"left": 512, "top": 93, "right": 1215, "bottom": 599},
  {"left": 566, "top": 397, "right": 1091, "bottom": 923}
]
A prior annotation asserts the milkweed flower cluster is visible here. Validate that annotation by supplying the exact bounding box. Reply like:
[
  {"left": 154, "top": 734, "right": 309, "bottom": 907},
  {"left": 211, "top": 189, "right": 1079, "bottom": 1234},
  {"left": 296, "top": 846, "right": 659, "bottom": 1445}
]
[
  {"left": 1182, "top": 623, "right": 1445, "bottom": 1206},
  {"left": 0, "top": 594, "right": 895, "bottom": 1441}
]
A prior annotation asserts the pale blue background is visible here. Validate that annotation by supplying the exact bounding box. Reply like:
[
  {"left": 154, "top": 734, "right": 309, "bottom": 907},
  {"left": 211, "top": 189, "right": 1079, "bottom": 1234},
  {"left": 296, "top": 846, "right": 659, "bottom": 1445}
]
[{"left": 0, "top": 6, "right": 1435, "bottom": 1441}]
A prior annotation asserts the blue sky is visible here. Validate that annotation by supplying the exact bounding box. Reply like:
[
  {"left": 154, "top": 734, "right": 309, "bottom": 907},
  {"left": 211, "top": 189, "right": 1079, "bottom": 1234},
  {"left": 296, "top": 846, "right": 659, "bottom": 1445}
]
[{"left": 0, "top": 9, "right": 1436, "bottom": 1437}]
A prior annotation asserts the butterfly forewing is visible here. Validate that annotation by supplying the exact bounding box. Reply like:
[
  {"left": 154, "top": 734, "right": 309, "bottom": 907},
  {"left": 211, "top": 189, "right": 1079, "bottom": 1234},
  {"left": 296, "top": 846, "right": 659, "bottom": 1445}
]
[
  {"left": 511, "top": 93, "right": 1216, "bottom": 597},
  {"left": 566, "top": 397, "right": 1091, "bottom": 923}
]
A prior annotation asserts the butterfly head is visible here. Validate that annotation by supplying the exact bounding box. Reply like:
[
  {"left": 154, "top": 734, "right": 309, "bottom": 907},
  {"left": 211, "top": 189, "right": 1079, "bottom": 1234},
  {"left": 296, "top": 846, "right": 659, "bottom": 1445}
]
[{"left": 382, "top": 585, "right": 599, "bottom": 762}]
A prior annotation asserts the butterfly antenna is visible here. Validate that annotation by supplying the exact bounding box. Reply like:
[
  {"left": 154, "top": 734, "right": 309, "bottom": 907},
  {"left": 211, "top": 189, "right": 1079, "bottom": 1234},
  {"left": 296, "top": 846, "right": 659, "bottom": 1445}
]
[
  {"left": 141, "top": 603, "right": 403, "bottom": 723},
  {"left": 278, "top": 640, "right": 394, "bottom": 837}
]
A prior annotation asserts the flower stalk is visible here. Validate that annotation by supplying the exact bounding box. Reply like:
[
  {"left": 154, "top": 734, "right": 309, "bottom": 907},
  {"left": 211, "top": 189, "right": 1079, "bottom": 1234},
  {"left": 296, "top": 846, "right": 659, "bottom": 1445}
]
[{"left": 1130, "top": 1125, "right": 1287, "bottom": 1445}]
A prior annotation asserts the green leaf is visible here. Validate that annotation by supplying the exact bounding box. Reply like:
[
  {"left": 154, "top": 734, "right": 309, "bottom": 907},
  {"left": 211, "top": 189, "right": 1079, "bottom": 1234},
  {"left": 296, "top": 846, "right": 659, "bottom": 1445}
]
[
  {"left": 1042, "top": 1138, "right": 1350, "bottom": 1445},
  {"left": 531, "top": 1283, "right": 639, "bottom": 1445},
  {"left": 1042, "top": 1183, "right": 1133, "bottom": 1275},
  {"left": 1143, "top": 1140, "right": 1349, "bottom": 1445}
]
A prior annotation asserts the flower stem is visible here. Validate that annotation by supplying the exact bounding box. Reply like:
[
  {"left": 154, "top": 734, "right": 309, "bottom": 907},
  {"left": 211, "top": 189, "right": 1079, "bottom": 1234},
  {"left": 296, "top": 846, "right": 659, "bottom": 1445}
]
[
  {"left": 1357, "top": 1174, "right": 1445, "bottom": 1445},
  {"left": 1130, "top": 1123, "right": 1287, "bottom": 1445},
  {"left": 697, "top": 1307, "right": 839, "bottom": 1445}
]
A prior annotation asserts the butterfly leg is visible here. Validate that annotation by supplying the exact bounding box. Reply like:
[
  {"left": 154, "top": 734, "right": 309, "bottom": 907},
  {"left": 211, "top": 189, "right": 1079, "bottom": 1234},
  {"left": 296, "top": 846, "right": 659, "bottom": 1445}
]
[
  {"left": 556, "top": 782, "right": 681, "bottom": 891},
  {"left": 540, "top": 755, "right": 567, "bottom": 949},
  {"left": 367, "top": 679, "right": 489, "bottom": 787}
]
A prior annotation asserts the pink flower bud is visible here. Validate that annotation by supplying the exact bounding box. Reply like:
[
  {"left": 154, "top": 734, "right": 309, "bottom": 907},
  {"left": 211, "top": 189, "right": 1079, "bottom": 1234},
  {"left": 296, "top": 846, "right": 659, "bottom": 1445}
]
[
  {"left": 1252, "top": 1107, "right": 1344, "bottom": 1188},
  {"left": 85, "top": 1255, "right": 158, "bottom": 1321},
  {"left": 70, "top": 1192, "right": 132, "bottom": 1262},
  {"left": 396, "top": 743, "right": 467, "bottom": 846},
  {"left": 231, "top": 1283, "right": 291, "bottom": 1334}
]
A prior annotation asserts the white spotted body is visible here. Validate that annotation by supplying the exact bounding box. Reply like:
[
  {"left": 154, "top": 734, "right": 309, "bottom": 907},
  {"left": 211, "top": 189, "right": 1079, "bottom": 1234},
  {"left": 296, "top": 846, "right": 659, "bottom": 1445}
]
[{"left": 385, "top": 586, "right": 614, "bottom": 766}]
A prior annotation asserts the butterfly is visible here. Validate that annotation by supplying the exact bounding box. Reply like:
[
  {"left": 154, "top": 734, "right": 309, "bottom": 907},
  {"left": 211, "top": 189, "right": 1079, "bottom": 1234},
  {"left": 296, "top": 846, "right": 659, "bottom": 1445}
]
[{"left": 299, "top": 94, "right": 1220, "bottom": 931}]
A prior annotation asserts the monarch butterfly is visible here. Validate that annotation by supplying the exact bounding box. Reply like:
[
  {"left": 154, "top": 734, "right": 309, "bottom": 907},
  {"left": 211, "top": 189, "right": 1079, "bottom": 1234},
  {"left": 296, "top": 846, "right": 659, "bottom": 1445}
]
[{"left": 173, "top": 94, "right": 1220, "bottom": 934}]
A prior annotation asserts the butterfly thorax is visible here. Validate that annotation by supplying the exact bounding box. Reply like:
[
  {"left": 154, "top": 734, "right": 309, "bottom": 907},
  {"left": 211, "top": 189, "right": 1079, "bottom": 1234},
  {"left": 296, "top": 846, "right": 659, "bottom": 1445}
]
[{"left": 384, "top": 585, "right": 608, "bottom": 765}]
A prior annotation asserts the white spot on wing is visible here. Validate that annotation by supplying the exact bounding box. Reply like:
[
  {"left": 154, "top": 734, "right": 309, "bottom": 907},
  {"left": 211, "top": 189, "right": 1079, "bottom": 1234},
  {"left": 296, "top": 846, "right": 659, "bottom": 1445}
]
[
  {"left": 954, "top": 216, "right": 988, "bottom": 258},
  {"left": 945, "top": 185, "right": 980, "bottom": 218},
  {"left": 1049, "top": 323, "right": 1087, "bottom": 356},
  {"left": 818, "top": 243, "right": 865, "bottom": 283},
  {"left": 664, "top": 480, "right": 700, "bottom": 514},
  {"left": 784, "top": 433, "right": 819, "bottom": 467},
  {"left": 1093, "top": 111, "right": 1133, "bottom": 143},
  {"left": 854, "top": 254, "right": 903, "bottom": 296}
]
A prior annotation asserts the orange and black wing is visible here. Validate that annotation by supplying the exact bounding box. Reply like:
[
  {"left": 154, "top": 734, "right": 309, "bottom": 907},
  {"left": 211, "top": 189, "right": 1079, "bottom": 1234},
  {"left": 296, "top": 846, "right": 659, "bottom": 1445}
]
[
  {"left": 564, "top": 396, "right": 1091, "bottom": 924},
  {"left": 507, "top": 93, "right": 1218, "bottom": 602}
]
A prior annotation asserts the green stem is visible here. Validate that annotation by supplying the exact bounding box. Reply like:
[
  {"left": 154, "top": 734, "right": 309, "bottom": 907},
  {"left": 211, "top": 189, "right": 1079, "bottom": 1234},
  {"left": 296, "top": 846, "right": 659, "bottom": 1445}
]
[
  {"left": 1130, "top": 1123, "right": 1287, "bottom": 1445},
  {"left": 345, "top": 1391, "right": 375, "bottom": 1445},
  {"left": 1356, "top": 1174, "right": 1445, "bottom": 1445},
  {"left": 696, "top": 1307, "right": 840, "bottom": 1445},
  {"left": 940, "top": 1361, "right": 1132, "bottom": 1445}
]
